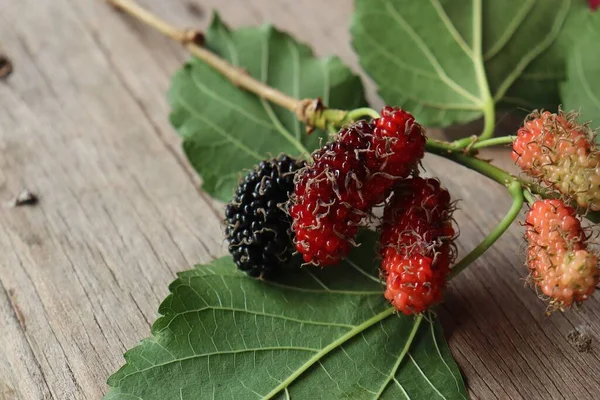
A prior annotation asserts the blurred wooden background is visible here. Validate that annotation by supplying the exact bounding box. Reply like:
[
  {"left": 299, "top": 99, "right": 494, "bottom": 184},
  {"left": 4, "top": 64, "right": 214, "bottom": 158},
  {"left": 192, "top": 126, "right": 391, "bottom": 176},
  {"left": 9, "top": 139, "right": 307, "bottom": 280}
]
[{"left": 0, "top": 0, "right": 599, "bottom": 399}]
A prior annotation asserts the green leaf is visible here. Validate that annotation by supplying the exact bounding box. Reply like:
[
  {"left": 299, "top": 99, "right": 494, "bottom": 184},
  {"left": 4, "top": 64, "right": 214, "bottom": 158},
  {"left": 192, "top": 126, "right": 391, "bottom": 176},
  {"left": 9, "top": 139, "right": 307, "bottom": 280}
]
[
  {"left": 560, "top": 11, "right": 600, "bottom": 127},
  {"left": 502, "top": 1, "right": 594, "bottom": 112},
  {"left": 106, "top": 232, "right": 467, "bottom": 399},
  {"left": 169, "top": 14, "right": 367, "bottom": 201},
  {"left": 351, "top": 0, "right": 573, "bottom": 128}
]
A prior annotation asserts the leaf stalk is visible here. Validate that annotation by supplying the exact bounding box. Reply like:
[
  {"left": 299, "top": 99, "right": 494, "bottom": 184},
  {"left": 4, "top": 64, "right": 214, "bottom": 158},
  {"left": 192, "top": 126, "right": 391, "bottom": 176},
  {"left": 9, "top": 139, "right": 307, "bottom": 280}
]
[
  {"left": 479, "top": 96, "right": 496, "bottom": 141},
  {"left": 449, "top": 180, "right": 524, "bottom": 280}
]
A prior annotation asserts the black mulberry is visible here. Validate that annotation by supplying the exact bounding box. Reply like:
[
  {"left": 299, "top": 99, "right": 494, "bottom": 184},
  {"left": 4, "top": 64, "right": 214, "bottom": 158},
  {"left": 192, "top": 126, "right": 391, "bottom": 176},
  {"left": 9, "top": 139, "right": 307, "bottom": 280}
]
[{"left": 225, "top": 155, "right": 304, "bottom": 277}]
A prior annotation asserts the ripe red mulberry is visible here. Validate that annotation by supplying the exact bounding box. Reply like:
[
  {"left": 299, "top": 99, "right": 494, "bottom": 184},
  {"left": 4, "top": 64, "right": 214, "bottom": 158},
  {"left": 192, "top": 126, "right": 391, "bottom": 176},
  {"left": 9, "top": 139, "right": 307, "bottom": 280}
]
[
  {"left": 372, "top": 106, "right": 426, "bottom": 177},
  {"left": 380, "top": 178, "right": 455, "bottom": 315},
  {"left": 290, "top": 122, "right": 375, "bottom": 266},
  {"left": 291, "top": 108, "right": 426, "bottom": 266}
]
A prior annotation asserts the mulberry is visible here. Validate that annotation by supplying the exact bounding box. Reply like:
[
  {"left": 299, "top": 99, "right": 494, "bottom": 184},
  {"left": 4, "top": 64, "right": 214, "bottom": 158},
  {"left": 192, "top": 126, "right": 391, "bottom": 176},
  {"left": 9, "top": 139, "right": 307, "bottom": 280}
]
[
  {"left": 512, "top": 110, "right": 600, "bottom": 210},
  {"left": 525, "top": 199, "right": 599, "bottom": 309},
  {"left": 380, "top": 178, "right": 455, "bottom": 315},
  {"left": 225, "top": 155, "right": 304, "bottom": 277},
  {"left": 291, "top": 108, "right": 426, "bottom": 266}
]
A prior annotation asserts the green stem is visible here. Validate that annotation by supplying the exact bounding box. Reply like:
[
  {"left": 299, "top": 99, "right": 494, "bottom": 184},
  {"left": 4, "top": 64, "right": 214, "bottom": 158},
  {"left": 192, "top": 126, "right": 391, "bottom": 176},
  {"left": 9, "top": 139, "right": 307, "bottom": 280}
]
[
  {"left": 426, "top": 138, "right": 460, "bottom": 152},
  {"left": 429, "top": 142, "right": 600, "bottom": 231},
  {"left": 472, "top": 135, "right": 514, "bottom": 150},
  {"left": 426, "top": 145, "right": 513, "bottom": 185},
  {"left": 448, "top": 180, "right": 524, "bottom": 280},
  {"left": 451, "top": 136, "right": 478, "bottom": 150},
  {"left": 479, "top": 97, "right": 496, "bottom": 140},
  {"left": 522, "top": 189, "right": 536, "bottom": 205},
  {"left": 317, "top": 107, "right": 380, "bottom": 132},
  {"left": 326, "top": 122, "right": 338, "bottom": 136},
  {"left": 425, "top": 135, "right": 513, "bottom": 155},
  {"left": 343, "top": 107, "right": 381, "bottom": 122},
  {"left": 427, "top": 145, "right": 527, "bottom": 278},
  {"left": 518, "top": 178, "right": 600, "bottom": 222}
]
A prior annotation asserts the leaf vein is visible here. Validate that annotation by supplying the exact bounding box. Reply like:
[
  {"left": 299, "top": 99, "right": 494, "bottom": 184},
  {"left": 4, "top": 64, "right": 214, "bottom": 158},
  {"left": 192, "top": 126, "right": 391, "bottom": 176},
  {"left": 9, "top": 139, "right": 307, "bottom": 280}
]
[
  {"left": 493, "top": 0, "right": 571, "bottom": 101},
  {"left": 356, "top": 26, "right": 451, "bottom": 81},
  {"left": 262, "top": 307, "right": 395, "bottom": 399},
  {"left": 188, "top": 70, "right": 274, "bottom": 128},
  {"left": 575, "top": 47, "right": 600, "bottom": 111},
  {"left": 303, "top": 269, "right": 331, "bottom": 290},
  {"left": 177, "top": 97, "right": 263, "bottom": 160},
  {"left": 393, "top": 378, "right": 412, "bottom": 399},
  {"left": 429, "top": 0, "right": 473, "bottom": 58},
  {"left": 345, "top": 259, "right": 382, "bottom": 284},
  {"left": 483, "top": 0, "right": 535, "bottom": 61},
  {"left": 428, "top": 313, "right": 467, "bottom": 399},
  {"left": 116, "top": 347, "right": 318, "bottom": 384},
  {"left": 259, "top": 33, "right": 306, "bottom": 155},
  {"left": 408, "top": 352, "right": 447, "bottom": 400},
  {"left": 374, "top": 315, "right": 423, "bottom": 398},
  {"left": 384, "top": 86, "right": 481, "bottom": 110},
  {"left": 157, "top": 306, "right": 356, "bottom": 333},
  {"left": 384, "top": 1, "right": 481, "bottom": 105},
  {"left": 287, "top": 40, "right": 302, "bottom": 140}
]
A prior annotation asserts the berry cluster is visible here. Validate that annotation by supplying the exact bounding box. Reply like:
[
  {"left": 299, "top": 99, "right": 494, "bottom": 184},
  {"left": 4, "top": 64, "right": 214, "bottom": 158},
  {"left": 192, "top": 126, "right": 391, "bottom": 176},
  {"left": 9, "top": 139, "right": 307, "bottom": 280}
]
[
  {"left": 525, "top": 199, "right": 599, "bottom": 309},
  {"left": 223, "top": 105, "right": 600, "bottom": 315},
  {"left": 291, "top": 107, "right": 426, "bottom": 266},
  {"left": 225, "top": 155, "right": 304, "bottom": 277},
  {"left": 380, "top": 178, "right": 455, "bottom": 315},
  {"left": 512, "top": 110, "right": 600, "bottom": 211}
]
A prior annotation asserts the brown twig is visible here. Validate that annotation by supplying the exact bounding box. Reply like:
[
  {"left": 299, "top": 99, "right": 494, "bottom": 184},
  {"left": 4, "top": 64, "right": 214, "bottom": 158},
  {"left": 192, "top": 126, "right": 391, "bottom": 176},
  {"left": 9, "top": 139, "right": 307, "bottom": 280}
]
[{"left": 107, "top": 0, "right": 303, "bottom": 117}]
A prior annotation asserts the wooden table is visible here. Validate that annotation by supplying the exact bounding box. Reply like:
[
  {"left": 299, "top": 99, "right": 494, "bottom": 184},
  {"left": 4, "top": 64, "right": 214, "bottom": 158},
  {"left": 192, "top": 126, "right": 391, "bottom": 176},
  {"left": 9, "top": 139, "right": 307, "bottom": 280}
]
[{"left": 1, "top": 1, "right": 599, "bottom": 399}]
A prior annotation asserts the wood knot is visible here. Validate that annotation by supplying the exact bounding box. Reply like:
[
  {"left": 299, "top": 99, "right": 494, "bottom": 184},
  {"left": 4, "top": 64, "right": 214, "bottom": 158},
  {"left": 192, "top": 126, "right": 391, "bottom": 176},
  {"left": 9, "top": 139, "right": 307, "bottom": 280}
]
[{"left": 0, "top": 55, "right": 13, "bottom": 80}]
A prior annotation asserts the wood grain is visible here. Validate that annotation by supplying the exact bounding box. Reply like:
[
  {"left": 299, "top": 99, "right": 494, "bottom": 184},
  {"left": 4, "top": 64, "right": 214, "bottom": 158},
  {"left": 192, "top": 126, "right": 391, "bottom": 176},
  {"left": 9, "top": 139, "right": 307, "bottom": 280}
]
[{"left": 0, "top": 0, "right": 598, "bottom": 399}]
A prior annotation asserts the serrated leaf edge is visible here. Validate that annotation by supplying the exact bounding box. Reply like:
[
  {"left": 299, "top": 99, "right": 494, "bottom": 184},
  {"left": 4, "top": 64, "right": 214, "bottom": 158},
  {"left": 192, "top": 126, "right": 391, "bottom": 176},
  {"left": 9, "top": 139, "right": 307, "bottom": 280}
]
[{"left": 106, "top": 256, "right": 465, "bottom": 399}]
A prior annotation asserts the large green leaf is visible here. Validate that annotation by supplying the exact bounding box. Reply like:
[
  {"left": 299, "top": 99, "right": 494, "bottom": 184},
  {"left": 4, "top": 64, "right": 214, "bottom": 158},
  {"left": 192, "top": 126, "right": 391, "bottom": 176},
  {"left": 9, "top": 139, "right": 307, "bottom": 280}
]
[
  {"left": 106, "top": 232, "right": 467, "bottom": 399},
  {"left": 169, "top": 14, "right": 367, "bottom": 201},
  {"left": 502, "top": 1, "right": 594, "bottom": 112},
  {"left": 351, "top": 0, "right": 573, "bottom": 127},
  {"left": 561, "top": 11, "right": 600, "bottom": 128}
]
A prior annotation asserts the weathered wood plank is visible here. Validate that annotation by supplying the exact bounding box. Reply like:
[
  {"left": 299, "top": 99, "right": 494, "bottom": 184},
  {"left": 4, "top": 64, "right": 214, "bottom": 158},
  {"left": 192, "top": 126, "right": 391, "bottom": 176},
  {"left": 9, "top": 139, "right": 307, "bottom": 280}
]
[
  {"left": 1, "top": 0, "right": 223, "bottom": 398},
  {"left": 0, "top": 0, "right": 599, "bottom": 399}
]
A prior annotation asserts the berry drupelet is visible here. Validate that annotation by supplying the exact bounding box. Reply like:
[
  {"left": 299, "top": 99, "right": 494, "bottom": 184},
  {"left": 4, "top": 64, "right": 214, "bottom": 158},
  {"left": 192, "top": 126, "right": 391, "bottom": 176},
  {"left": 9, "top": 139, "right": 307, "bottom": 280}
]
[{"left": 225, "top": 155, "right": 304, "bottom": 277}]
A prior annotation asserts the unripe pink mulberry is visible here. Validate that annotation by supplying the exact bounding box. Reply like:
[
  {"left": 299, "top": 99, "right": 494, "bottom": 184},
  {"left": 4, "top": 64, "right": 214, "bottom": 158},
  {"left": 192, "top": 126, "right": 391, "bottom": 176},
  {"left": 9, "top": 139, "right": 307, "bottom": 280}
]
[
  {"left": 525, "top": 199, "right": 599, "bottom": 309},
  {"left": 512, "top": 110, "right": 600, "bottom": 211}
]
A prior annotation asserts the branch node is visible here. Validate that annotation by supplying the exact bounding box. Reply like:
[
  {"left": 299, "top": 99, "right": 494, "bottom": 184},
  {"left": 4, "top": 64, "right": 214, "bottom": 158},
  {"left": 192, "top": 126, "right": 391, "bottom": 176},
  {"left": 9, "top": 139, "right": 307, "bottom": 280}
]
[
  {"left": 180, "top": 29, "right": 205, "bottom": 46},
  {"left": 296, "top": 98, "right": 324, "bottom": 134}
]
